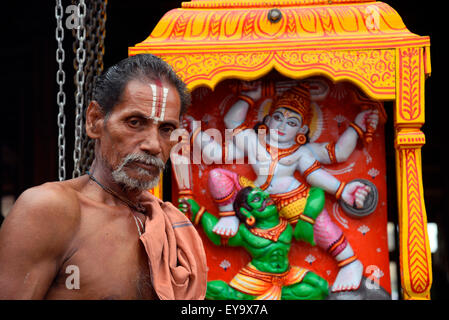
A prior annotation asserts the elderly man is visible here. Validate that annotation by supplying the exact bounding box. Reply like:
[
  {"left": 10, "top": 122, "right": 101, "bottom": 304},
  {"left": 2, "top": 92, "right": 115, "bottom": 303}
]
[{"left": 0, "top": 54, "right": 207, "bottom": 300}]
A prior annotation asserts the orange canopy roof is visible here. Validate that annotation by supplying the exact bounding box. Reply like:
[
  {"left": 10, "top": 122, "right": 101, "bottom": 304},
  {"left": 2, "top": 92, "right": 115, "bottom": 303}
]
[
  {"left": 130, "top": 0, "right": 429, "bottom": 53},
  {"left": 129, "top": 0, "right": 430, "bottom": 98}
]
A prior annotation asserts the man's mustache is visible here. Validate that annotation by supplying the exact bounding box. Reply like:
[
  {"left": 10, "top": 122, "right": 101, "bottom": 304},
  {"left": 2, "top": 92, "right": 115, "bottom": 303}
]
[{"left": 119, "top": 153, "right": 165, "bottom": 171}]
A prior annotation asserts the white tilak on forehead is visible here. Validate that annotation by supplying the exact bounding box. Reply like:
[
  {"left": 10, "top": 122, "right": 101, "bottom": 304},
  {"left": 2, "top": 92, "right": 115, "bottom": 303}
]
[{"left": 149, "top": 81, "right": 169, "bottom": 123}]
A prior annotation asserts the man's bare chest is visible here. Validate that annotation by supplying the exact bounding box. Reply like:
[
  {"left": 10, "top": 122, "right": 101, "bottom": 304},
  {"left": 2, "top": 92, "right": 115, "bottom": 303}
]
[{"left": 47, "top": 215, "right": 156, "bottom": 299}]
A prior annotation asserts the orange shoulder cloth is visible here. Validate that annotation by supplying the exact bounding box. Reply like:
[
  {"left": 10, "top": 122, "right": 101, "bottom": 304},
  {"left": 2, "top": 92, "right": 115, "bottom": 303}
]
[{"left": 139, "top": 192, "right": 207, "bottom": 300}]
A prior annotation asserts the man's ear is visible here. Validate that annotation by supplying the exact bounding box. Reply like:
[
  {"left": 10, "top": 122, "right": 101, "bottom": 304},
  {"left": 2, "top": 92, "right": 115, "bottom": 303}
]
[{"left": 85, "top": 101, "right": 104, "bottom": 139}]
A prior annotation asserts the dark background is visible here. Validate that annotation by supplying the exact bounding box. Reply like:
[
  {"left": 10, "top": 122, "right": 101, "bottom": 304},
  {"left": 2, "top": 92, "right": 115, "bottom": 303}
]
[{"left": 1, "top": 0, "right": 448, "bottom": 299}]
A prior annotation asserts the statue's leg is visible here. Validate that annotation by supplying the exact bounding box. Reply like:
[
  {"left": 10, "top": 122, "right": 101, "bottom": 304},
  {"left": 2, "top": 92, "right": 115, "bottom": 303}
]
[
  {"left": 314, "top": 208, "right": 363, "bottom": 292},
  {"left": 206, "top": 280, "right": 255, "bottom": 300},
  {"left": 207, "top": 168, "right": 242, "bottom": 237},
  {"left": 294, "top": 187, "right": 326, "bottom": 245},
  {"left": 313, "top": 209, "right": 345, "bottom": 254},
  {"left": 208, "top": 168, "right": 240, "bottom": 205},
  {"left": 281, "top": 272, "right": 329, "bottom": 300}
]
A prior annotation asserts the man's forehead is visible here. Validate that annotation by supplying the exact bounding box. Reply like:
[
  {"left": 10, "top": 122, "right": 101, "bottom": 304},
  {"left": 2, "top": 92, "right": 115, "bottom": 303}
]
[
  {"left": 122, "top": 79, "right": 179, "bottom": 122},
  {"left": 147, "top": 79, "right": 169, "bottom": 123}
]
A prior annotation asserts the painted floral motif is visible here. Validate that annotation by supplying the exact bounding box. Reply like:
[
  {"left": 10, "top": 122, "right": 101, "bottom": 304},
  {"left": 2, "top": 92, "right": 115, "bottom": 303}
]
[
  {"left": 368, "top": 168, "right": 380, "bottom": 179},
  {"left": 358, "top": 225, "right": 370, "bottom": 235},
  {"left": 305, "top": 254, "right": 316, "bottom": 265},
  {"left": 220, "top": 259, "right": 231, "bottom": 271}
]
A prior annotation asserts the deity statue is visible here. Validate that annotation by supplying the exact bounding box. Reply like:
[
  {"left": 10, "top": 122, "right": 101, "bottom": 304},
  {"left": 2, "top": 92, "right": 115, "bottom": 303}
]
[
  {"left": 183, "top": 80, "right": 379, "bottom": 292},
  {"left": 179, "top": 187, "right": 329, "bottom": 300}
]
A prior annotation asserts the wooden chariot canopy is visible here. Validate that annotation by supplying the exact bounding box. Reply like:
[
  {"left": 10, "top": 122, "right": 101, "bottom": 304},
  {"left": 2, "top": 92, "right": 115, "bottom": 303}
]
[{"left": 129, "top": 0, "right": 433, "bottom": 300}]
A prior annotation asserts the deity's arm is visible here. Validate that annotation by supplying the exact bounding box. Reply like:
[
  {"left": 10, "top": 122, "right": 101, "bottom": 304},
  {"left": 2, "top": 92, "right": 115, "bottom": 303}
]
[
  {"left": 305, "top": 109, "right": 379, "bottom": 164},
  {"left": 180, "top": 198, "right": 243, "bottom": 246},
  {"left": 231, "top": 129, "right": 260, "bottom": 162},
  {"left": 304, "top": 130, "right": 357, "bottom": 165},
  {"left": 192, "top": 83, "right": 262, "bottom": 163},
  {"left": 224, "top": 99, "right": 251, "bottom": 130},
  {"left": 297, "top": 147, "right": 371, "bottom": 207},
  {"left": 194, "top": 127, "right": 258, "bottom": 165},
  {"left": 297, "top": 147, "right": 341, "bottom": 195},
  {"left": 191, "top": 126, "right": 246, "bottom": 164},
  {"left": 224, "top": 85, "right": 262, "bottom": 129}
]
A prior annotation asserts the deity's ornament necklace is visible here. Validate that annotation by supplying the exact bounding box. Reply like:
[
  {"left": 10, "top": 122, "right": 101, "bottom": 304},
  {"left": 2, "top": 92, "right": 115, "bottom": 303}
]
[
  {"left": 86, "top": 171, "right": 146, "bottom": 236},
  {"left": 257, "top": 133, "right": 302, "bottom": 191},
  {"left": 249, "top": 218, "right": 288, "bottom": 242}
]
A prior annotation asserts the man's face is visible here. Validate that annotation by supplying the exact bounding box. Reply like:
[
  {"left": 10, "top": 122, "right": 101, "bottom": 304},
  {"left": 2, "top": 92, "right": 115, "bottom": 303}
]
[{"left": 97, "top": 79, "right": 181, "bottom": 190}]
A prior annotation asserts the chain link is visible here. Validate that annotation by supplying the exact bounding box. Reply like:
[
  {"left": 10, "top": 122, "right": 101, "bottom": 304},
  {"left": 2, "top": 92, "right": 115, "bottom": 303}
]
[
  {"left": 80, "top": 0, "right": 108, "bottom": 172},
  {"left": 56, "top": 0, "right": 107, "bottom": 179},
  {"left": 73, "top": 0, "right": 87, "bottom": 178},
  {"left": 80, "top": 0, "right": 96, "bottom": 174},
  {"left": 96, "top": 0, "right": 107, "bottom": 77},
  {"left": 55, "top": 0, "right": 67, "bottom": 181}
]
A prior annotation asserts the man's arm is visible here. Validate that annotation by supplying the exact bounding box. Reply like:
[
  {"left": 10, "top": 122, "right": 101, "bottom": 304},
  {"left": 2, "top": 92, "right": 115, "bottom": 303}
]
[{"left": 0, "top": 184, "right": 79, "bottom": 299}]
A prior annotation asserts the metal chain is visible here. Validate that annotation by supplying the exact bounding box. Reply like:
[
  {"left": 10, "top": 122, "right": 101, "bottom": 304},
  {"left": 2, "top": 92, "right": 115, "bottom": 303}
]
[
  {"left": 55, "top": 0, "right": 67, "bottom": 181},
  {"left": 56, "top": 0, "right": 107, "bottom": 179},
  {"left": 73, "top": 0, "right": 87, "bottom": 178},
  {"left": 80, "top": 0, "right": 97, "bottom": 174},
  {"left": 81, "top": 0, "right": 107, "bottom": 172},
  {"left": 96, "top": 0, "right": 107, "bottom": 77}
]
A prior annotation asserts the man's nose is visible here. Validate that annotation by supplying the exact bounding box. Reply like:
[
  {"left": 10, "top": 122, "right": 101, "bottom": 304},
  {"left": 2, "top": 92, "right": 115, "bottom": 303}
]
[{"left": 139, "top": 126, "right": 162, "bottom": 155}]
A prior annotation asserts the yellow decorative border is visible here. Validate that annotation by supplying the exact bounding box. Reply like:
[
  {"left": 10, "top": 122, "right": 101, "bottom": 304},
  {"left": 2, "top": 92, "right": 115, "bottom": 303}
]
[
  {"left": 130, "top": 49, "right": 396, "bottom": 100},
  {"left": 394, "top": 46, "right": 432, "bottom": 300}
]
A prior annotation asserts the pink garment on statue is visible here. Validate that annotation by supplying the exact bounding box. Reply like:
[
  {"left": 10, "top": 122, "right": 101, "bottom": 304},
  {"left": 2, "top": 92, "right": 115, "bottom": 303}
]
[
  {"left": 139, "top": 192, "right": 207, "bottom": 300},
  {"left": 313, "top": 209, "right": 347, "bottom": 257},
  {"left": 208, "top": 168, "right": 242, "bottom": 205}
]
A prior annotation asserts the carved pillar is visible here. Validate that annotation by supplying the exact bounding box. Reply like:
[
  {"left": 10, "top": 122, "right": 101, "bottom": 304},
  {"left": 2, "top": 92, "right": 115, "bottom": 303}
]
[{"left": 394, "top": 47, "right": 432, "bottom": 300}]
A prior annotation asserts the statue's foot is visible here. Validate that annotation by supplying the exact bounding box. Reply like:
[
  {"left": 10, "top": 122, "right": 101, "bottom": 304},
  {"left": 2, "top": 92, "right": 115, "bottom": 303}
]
[
  {"left": 212, "top": 216, "right": 239, "bottom": 237},
  {"left": 331, "top": 259, "right": 363, "bottom": 292}
]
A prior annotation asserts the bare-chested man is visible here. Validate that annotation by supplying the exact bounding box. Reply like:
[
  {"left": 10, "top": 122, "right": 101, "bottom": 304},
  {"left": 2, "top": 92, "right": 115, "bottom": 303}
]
[{"left": 0, "top": 54, "right": 206, "bottom": 299}]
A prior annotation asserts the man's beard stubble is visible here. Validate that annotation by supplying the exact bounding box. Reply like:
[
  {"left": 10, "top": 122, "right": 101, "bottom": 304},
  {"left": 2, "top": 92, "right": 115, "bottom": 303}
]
[{"left": 111, "top": 153, "right": 166, "bottom": 191}]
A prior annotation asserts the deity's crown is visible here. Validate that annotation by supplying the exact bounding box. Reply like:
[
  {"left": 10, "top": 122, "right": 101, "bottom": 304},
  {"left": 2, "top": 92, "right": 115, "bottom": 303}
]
[{"left": 271, "top": 84, "right": 311, "bottom": 126}]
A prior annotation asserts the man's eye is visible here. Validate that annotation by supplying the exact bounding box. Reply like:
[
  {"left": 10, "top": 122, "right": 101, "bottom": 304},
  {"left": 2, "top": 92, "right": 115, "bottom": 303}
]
[
  {"left": 287, "top": 121, "right": 298, "bottom": 127},
  {"left": 160, "top": 125, "right": 175, "bottom": 135},
  {"left": 128, "top": 118, "right": 141, "bottom": 128},
  {"left": 273, "top": 114, "right": 282, "bottom": 121}
]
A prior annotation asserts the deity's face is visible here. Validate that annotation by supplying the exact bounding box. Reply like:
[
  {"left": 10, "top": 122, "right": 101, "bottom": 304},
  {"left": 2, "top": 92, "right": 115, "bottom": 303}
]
[
  {"left": 245, "top": 188, "right": 277, "bottom": 220},
  {"left": 266, "top": 107, "right": 308, "bottom": 143},
  {"left": 90, "top": 79, "right": 181, "bottom": 190}
]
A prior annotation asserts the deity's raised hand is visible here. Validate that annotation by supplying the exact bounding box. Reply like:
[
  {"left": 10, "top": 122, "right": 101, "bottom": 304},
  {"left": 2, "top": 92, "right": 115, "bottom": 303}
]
[
  {"left": 177, "top": 197, "right": 201, "bottom": 220},
  {"left": 354, "top": 109, "right": 379, "bottom": 132},
  {"left": 180, "top": 114, "right": 199, "bottom": 134},
  {"left": 341, "top": 181, "right": 371, "bottom": 209},
  {"left": 240, "top": 80, "right": 263, "bottom": 101}
]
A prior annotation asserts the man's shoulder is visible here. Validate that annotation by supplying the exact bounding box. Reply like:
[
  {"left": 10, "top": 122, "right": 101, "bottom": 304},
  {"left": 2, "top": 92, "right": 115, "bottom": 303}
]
[
  {"left": 0, "top": 181, "right": 83, "bottom": 275},
  {"left": 11, "top": 181, "right": 81, "bottom": 226}
]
